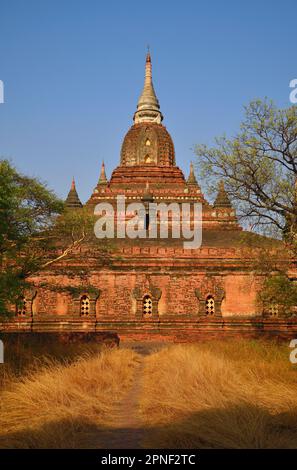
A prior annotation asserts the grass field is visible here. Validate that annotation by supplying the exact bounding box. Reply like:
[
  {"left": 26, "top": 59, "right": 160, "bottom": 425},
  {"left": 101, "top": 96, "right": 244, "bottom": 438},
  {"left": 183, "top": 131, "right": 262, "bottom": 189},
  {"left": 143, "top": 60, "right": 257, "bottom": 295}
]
[
  {"left": 139, "top": 340, "right": 297, "bottom": 448},
  {"left": 0, "top": 338, "right": 296, "bottom": 448}
]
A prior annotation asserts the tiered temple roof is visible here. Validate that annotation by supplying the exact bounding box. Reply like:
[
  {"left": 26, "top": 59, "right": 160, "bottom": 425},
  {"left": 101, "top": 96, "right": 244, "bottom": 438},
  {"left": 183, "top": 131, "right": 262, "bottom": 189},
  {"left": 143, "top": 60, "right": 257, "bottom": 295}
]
[
  {"left": 65, "top": 178, "right": 82, "bottom": 209},
  {"left": 68, "top": 52, "right": 240, "bottom": 232}
]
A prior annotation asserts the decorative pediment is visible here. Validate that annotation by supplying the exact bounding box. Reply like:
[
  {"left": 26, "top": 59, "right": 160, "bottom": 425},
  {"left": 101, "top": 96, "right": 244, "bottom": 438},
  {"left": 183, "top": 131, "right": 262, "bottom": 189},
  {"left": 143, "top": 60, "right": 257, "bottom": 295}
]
[
  {"left": 132, "top": 287, "right": 142, "bottom": 300},
  {"left": 132, "top": 278, "right": 162, "bottom": 320},
  {"left": 71, "top": 287, "right": 100, "bottom": 302},
  {"left": 195, "top": 276, "right": 225, "bottom": 299},
  {"left": 150, "top": 286, "right": 162, "bottom": 300},
  {"left": 195, "top": 276, "right": 225, "bottom": 318}
]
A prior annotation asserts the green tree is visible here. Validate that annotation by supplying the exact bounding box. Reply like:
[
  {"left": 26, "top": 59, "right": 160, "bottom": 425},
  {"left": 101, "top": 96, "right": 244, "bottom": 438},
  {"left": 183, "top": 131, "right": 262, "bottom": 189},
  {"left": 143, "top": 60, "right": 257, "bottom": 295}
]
[
  {"left": 0, "top": 160, "right": 111, "bottom": 317},
  {"left": 0, "top": 160, "right": 64, "bottom": 314},
  {"left": 26, "top": 206, "right": 98, "bottom": 271},
  {"left": 195, "top": 100, "right": 297, "bottom": 242},
  {"left": 258, "top": 274, "right": 297, "bottom": 317}
]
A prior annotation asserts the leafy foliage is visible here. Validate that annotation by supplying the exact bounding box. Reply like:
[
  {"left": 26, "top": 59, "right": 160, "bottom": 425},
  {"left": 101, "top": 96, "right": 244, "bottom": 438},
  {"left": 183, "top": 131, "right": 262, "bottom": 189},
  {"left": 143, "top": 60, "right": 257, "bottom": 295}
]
[
  {"left": 0, "top": 160, "right": 63, "bottom": 252},
  {"left": 195, "top": 100, "right": 297, "bottom": 241},
  {"left": 258, "top": 274, "right": 297, "bottom": 314},
  {"left": 0, "top": 160, "right": 63, "bottom": 314},
  {"left": 0, "top": 160, "right": 113, "bottom": 316}
]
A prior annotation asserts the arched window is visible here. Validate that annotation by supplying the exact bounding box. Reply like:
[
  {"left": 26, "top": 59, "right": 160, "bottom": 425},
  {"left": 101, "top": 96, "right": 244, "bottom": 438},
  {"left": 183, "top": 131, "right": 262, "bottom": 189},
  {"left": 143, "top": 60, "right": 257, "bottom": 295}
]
[
  {"left": 205, "top": 295, "right": 215, "bottom": 315},
  {"left": 268, "top": 304, "right": 279, "bottom": 317},
  {"left": 143, "top": 295, "right": 153, "bottom": 317},
  {"left": 144, "top": 154, "right": 151, "bottom": 163},
  {"left": 16, "top": 297, "right": 26, "bottom": 316},
  {"left": 145, "top": 138, "right": 151, "bottom": 146},
  {"left": 80, "top": 295, "right": 90, "bottom": 316}
]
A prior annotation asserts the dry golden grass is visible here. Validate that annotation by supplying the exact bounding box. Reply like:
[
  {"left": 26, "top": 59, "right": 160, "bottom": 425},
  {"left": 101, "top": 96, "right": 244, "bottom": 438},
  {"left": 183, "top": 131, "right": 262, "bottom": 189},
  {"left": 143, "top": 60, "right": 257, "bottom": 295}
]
[
  {"left": 0, "top": 347, "right": 140, "bottom": 448},
  {"left": 0, "top": 337, "right": 111, "bottom": 390},
  {"left": 1, "top": 338, "right": 297, "bottom": 449},
  {"left": 139, "top": 340, "right": 297, "bottom": 449}
]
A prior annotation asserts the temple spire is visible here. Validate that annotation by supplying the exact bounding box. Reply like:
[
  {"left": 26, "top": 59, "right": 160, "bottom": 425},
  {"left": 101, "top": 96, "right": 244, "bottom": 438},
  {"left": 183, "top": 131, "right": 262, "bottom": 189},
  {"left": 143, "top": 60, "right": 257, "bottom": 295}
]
[
  {"left": 65, "top": 178, "right": 83, "bottom": 209},
  {"left": 133, "top": 51, "right": 163, "bottom": 124},
  {"left": 187, "top": 162, "right": 198, "bottom": 185},
  {"left": 214, "top": 181, "right": 232, "bottom": 208},
  {"left": 98, "top": 161, "right": 108, "bottom": 185}
]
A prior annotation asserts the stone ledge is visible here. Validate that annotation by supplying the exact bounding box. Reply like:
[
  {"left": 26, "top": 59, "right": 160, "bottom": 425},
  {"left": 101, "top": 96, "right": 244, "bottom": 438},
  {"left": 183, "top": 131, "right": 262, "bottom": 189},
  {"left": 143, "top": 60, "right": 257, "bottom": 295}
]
[{"left": 1, "top": 318, "right": 297, "bottom": 341}]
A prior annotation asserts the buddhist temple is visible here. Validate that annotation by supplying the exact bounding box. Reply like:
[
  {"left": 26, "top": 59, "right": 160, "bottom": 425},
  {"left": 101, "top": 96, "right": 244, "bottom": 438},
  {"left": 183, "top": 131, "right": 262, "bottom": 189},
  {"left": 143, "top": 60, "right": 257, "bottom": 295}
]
[{"left": 4, "top": 52, "right": 297, "bottom": 340}]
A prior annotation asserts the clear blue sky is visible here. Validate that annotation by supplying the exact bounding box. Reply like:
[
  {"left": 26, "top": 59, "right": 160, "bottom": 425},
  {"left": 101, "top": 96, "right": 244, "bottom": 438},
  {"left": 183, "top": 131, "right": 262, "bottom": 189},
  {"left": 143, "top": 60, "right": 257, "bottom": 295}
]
[{"left": 0, "top": 0, "right": 296, "bottom": 202}]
